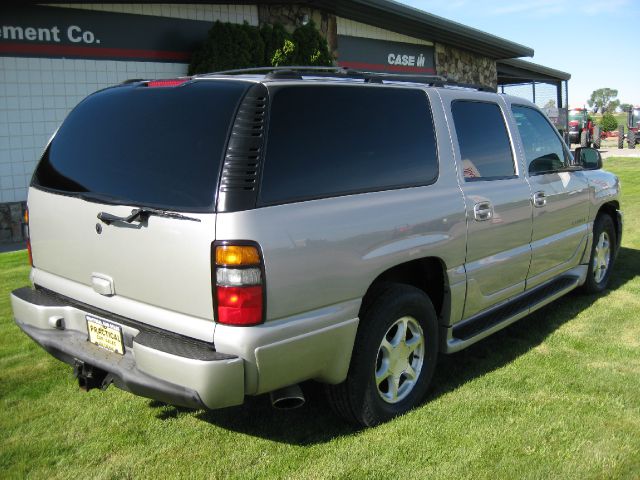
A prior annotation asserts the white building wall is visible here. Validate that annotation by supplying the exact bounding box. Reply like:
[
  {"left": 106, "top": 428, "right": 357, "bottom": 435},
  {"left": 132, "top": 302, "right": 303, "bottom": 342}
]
[{"left": 336, "top": 17, "right": 433, "bottom": 46}]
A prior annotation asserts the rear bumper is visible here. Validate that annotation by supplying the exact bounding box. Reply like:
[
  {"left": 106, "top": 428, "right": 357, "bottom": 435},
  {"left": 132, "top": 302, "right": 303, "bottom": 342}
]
[{"left": 11, "top": 287, "right": 244, "bottom": 409}]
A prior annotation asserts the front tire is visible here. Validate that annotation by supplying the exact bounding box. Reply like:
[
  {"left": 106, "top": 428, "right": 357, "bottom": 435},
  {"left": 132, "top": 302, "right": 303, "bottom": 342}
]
[
  {"left": 580, "top": 129, "right": 589, "bottom": 147},
  {"left": 629, "top": 130, "right": 636, "bottom": 149},
  {"left": 617, "top": 126, "right": 624, "bottom": 149},
  {"left": 593, "top": 125, "right": 601, "bottom": 149},
  {"left": 325, "top": 284, "right": 438, "bottom": 426},
  {"left": 582, "top": 214, "right": 616, "bottom": 294}
]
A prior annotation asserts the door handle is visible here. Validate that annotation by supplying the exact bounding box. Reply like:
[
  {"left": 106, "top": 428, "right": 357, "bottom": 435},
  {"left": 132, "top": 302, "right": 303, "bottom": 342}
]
[
  {"left": 473, "top": 201, "right": 493, "bottom": 221},
  {"left": 533, "top": 191, "right": 547, "bottom": 208}
]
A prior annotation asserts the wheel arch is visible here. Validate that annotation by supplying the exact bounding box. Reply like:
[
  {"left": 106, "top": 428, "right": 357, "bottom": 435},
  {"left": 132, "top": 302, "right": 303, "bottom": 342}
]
[
  {"left": 360, "top": 257, "right": 449, "bottom": 325},
  {"left": 598, "top": 200, "right": 622, "bottom": 249}
]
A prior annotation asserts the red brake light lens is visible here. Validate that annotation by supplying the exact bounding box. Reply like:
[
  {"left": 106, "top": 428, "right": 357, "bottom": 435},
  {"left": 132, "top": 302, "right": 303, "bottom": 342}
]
[
  {"left": 213, "top": 243, "right": 264, "bottom": 326},
  {"left": 216, "top": 286, "right": 263, "bottom": 326},
  {"left": 24, "top": 208, "right": 32, "bottom": 266},
  {"left": 147, "top": 78, "right": 190, "bottom": 88}
]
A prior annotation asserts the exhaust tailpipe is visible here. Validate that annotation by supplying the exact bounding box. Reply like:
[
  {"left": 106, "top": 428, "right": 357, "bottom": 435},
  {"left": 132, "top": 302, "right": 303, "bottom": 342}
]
[{"left": 269, "top": 384, "right": 305, "bottom": 409}]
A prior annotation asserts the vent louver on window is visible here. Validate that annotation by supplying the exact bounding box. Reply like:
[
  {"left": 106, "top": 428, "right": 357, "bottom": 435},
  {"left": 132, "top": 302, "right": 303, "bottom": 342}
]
[{"left": 217, "top": 84, "right": 268, "bottom": 212}]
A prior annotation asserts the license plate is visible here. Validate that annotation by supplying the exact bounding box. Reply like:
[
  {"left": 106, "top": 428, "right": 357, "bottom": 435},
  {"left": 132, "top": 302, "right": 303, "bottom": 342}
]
[{"left": 86, "top": 315, "right": 124, "bottom": 355}]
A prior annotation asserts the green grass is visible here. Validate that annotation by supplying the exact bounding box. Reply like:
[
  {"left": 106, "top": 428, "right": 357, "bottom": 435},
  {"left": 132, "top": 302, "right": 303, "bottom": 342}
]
[{"left": 2, "top": 157, "right": 639, "bottom": 479}]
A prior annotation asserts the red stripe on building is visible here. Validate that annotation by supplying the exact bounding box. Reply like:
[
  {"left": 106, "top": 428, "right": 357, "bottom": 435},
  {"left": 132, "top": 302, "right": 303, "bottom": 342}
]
[
  {"left": 338, "top": 61, "right": 435, "bottom": 74},
  {"left": 0, "top": 42, "right": 191, "bottom": 61}
]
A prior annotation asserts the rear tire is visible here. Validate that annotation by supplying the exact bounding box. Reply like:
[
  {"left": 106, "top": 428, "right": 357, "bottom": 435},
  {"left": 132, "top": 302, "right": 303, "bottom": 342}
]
[
  {"left": 593, "top": 126, "right": 601, "bottom": 149},
  {"left": 617, "top": 126, "right": 624, "bottom": 149},
  {"left": 325, "top": 284, "right": 438, "bottom": 426},
  {"left": 580, "top": 129, "right": 589, "bottom": 147},
  {"left": 629, "top": 130, "right": 636, "bottom": 149},
  {"left": 582, "top": 214, "right": 616, "bottom": 294}
]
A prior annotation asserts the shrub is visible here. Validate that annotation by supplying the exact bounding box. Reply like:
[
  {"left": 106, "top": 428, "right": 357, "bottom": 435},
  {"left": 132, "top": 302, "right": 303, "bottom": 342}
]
[
  {"left": 599, "top": 112, "right": 618, "bottom": 132},
  {"left": 189, "top": 20, "right": 332, "bottom": 75}
]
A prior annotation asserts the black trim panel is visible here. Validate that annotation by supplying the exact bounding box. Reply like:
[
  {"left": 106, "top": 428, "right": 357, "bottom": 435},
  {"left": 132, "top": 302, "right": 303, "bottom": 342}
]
[{"left": 452, "top": 276, "right": 578, "bottom": 341}]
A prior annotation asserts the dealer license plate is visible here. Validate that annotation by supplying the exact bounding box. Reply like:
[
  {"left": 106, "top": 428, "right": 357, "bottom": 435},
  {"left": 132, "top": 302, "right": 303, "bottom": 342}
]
[{"left": 86, "top": 315, "right": 124, "bottom": 355}]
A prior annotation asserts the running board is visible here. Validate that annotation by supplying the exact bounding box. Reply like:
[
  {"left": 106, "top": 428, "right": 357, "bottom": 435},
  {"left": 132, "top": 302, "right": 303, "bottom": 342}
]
[{"left": 444, "top": 274, "right": 582, "bottom": 353}]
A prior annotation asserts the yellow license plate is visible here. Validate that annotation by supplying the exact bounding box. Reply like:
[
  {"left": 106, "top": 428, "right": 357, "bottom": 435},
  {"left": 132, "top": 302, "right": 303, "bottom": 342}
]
[{"left": 86, "top": 315, "right": 124, "bottom": 355}]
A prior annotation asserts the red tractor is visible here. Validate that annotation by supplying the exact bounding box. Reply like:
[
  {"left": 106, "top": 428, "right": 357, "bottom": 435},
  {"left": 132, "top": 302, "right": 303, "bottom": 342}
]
[
  {"left": 568, "top": 108, "right": 601, "bottom": 148},
  {"left": 618, "top": 106, "right": 640, "bottom": 149}
]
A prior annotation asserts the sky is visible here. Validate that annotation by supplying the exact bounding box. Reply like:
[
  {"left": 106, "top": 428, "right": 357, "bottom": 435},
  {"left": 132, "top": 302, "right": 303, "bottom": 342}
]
[{"left": 397, "top": 0, "right": 640, "bottom": 108}]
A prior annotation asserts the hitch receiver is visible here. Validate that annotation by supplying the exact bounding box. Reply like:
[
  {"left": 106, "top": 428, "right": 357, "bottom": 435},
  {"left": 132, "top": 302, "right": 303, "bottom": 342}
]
[{"left": 73, "top": 359, "right": 112, "bottom": 391}]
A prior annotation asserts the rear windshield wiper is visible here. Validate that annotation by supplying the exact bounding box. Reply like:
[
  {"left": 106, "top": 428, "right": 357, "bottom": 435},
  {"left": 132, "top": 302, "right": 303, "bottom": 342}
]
[{"left": 97, "top": 207, "right": 201, "bottom": 225}]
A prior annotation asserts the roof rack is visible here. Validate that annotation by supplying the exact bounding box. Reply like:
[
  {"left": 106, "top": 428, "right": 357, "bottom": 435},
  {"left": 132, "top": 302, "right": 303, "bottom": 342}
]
[{"left": 203, "top": 66, "right": 495, "bottom": 92}]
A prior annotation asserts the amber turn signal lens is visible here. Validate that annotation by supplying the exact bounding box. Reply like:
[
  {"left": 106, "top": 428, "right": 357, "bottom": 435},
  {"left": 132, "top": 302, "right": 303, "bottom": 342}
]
[{"left": 215, "top": 245, "right": 260, "bottom": 266}]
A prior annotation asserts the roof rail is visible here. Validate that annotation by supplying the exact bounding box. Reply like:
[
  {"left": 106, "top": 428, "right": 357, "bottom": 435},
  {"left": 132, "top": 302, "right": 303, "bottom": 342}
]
[{"left": 203, "top": 66, "right": 495, "bottom": 92}]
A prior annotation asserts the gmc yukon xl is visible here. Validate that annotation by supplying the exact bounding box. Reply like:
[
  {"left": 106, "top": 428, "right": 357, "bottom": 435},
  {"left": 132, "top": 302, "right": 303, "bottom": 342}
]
[{"left": 11, "top": 67, "right": 622, "bottom": 426}]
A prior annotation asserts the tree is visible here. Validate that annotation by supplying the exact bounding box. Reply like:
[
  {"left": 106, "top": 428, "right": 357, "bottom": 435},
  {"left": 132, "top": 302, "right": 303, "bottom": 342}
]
[
  {"left": 620, "top": 103, "right": 633, "bottom": 112},
  {"left": 587, "top": 88, "right": 620, "bottom": 114},
  {"left": 543, "top": 99, "right": 556, "bottom": 109},
  {"left": 599, "top": 112, "right": 618, "bottom": 132}
]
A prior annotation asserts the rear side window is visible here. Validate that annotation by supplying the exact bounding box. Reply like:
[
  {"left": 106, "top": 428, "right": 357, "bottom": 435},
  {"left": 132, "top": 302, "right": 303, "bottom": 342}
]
[
  {"left": 33, "top": 80, "right": 250, "bottom": 211},
  {"left": 451, "top": 101, "right": 515, "bottom": 181},
  {"left": 259, "top": 85, "right": 438, "bottom": 205},
  {"left": 511, "top": 105, "right": 570, "bottom": 174}
]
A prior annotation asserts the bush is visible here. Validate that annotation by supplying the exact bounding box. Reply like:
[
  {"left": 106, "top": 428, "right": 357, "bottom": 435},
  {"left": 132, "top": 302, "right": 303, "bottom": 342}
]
[
  {"left": 599, "top": 112, "right": 618, "bottom": 132},
  {"left": 189, "top": 20, "right": 332, "bottom": 75}
]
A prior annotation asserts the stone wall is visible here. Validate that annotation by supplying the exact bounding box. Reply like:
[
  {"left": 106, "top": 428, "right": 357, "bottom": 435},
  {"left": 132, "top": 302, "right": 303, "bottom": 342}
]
[
  {"left": 0, "top": 201, "right": 26, "bottom": 244},
  {"left": 257, "top": 4, "right": 338, "bottom": 59},
  {"left": 435, "top": 43, "right": 497, "bottom": 90}
]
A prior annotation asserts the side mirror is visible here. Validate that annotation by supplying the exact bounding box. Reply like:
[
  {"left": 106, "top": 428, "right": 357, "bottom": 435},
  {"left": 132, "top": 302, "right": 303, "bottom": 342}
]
[{"left": 574, "top": 147, "right": 602, "bottom": 170}]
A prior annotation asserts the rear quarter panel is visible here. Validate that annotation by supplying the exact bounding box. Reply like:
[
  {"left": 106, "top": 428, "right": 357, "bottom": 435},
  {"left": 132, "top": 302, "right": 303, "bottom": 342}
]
[{"left": 215, "top": 89, "right": 468, "bottom": 325}]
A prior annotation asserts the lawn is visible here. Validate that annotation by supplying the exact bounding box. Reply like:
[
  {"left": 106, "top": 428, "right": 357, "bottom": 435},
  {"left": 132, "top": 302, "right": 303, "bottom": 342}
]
[{"left": 1, "top": 158, "right": 639, "bottom": 479}]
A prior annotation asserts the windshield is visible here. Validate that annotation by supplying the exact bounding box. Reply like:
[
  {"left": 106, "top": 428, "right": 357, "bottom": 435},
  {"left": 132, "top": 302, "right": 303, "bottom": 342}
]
[{"left": 32, "top": 80, "right": 249, "bottom": 212}]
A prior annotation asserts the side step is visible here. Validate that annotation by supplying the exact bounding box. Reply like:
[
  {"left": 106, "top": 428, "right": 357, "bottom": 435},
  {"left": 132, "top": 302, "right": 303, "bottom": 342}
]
[{"left": 446, "top": 275, "right": 581, "bottom": 353}]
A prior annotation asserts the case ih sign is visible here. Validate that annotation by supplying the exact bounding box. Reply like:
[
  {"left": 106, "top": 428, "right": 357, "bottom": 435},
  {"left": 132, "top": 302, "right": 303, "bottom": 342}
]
[
  {"left": 337, "top": 35, "right": 435, "bottom": 74},
  {"left": 0, "top": 5, "right": 211, "bottom": 62}
]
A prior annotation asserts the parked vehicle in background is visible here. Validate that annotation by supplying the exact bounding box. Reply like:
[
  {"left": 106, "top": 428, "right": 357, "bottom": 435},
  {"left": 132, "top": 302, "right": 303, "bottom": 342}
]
[
  {"left": 10, "top": 67, "right": 622, "bottom": 426},
  {"left": 623, "top": 106, "right": 639, "bottom": 149},
  {"left": 569, "top": 108, "right": 601, "bottom": 148}
]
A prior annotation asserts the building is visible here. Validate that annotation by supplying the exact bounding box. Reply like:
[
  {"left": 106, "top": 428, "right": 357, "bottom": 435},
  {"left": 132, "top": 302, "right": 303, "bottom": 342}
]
[{"left": 0, "top": 1, "right": 570, "bottom": 243}]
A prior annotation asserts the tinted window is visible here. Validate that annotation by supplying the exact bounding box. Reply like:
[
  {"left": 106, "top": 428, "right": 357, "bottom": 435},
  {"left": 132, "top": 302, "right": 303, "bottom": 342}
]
[
  {"left": 511, "top": 105, "right": 570, "bottom": 174},
  {"left": 33, "top": 80, "right": 249, "bottom": 211},
  {"left": 451, "top": 101, "right": 515, "bottom": 180},
  {"left": 259, "top": 85, "right": 438, "bottom": 205}
]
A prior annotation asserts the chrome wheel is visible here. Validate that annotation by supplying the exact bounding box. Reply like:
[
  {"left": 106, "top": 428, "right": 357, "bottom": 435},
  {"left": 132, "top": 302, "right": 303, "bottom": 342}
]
[
  {"left": 375, "top": 316, "right": 425, "bottom": 404},
  {"left": 592, "top": 231, "right": 611, "bottom": 284}
]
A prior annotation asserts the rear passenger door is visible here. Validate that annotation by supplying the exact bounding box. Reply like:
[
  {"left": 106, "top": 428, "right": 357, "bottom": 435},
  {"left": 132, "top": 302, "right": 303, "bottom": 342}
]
[
  {"left": 444, "top": 94, "right": 533, "bottom": 319},
  {"left": 510, "top": 104, "right": 590, "bottom": 289}
]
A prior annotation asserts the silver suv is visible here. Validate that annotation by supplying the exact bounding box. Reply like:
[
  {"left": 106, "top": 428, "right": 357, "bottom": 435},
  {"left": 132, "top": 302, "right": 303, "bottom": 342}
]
[{"left": 11, "top": 67, "right": 622, "bottom": 426}]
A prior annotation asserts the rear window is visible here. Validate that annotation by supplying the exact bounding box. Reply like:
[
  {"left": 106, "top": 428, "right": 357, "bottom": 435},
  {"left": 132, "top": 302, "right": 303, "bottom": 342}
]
[
  {"left": 33, "top": 80, "right": 249, "bottom": 211},
  {"left": 259, "top": 85, "right": 438, "bottom": 206}
]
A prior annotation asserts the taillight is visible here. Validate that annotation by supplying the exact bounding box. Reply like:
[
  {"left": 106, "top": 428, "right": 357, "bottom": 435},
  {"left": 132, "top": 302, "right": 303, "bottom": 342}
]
[
  {"left": 146, "top": 78, "right": 190, "bottom": 88},
  {"left": 213, "top": 243, "right": 264, "bottom": 326},
  {"left": 23, "top": 207, "right": 32, "bottom": 266}
]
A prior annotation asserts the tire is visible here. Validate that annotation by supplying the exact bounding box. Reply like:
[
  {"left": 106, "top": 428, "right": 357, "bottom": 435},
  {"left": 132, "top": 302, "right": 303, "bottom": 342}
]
[
  {"left": 580, "top": 129, "right": 589, "bottom": 147},
  {"left": 325, "top": 283, "right": 439, "bottom": 426},
  {"left": 617, "top": 126, "right": 624, "bottom": 149},
  {"left": 593, "top": 125, "right": 601, "bottom": 149},
  {"left": 629, "top": 130, "right": 636, "bottom": 149},
  {"left": 581, "top": 214, "right": 616, "bottom": 294}
]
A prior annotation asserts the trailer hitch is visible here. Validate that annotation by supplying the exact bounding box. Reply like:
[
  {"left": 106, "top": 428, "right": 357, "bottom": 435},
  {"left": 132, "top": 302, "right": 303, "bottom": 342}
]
[{"left": 73, "top": 359, "right": 113, "bottom": 391}]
